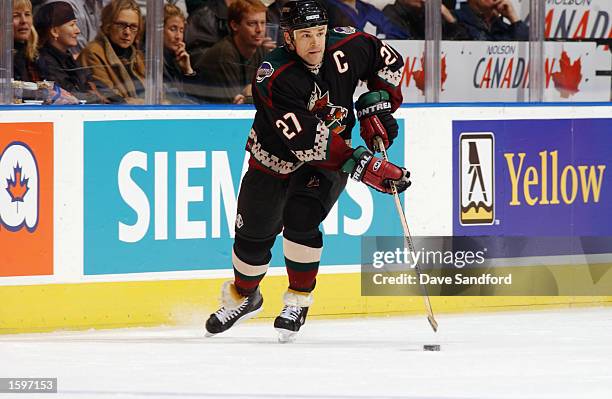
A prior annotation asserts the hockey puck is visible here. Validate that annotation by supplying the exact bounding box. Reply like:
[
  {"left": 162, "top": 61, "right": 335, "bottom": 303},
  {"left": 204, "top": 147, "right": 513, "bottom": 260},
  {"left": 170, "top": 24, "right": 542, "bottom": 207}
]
[{"left": 423, "top": 344, "right": 440, "bottom": 351}]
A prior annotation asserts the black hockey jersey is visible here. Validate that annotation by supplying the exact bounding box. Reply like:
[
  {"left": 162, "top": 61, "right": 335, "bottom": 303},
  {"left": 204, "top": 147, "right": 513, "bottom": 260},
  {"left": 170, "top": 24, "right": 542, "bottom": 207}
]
[{"left": 248, "top": 27, "right": 404, "bottom": 176}]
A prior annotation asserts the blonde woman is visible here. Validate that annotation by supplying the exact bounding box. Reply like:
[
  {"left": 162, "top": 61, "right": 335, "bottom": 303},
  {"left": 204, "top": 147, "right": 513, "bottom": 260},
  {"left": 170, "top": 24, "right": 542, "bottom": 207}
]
[
  {"left": 78, "top": 0, "right": 145, "bottom": 104},
  {"left": 13, "top": 0, "right": 40, "bottom": 82},
  {"left": 163, "top": 2, "right": 198, "bottom": 103}
]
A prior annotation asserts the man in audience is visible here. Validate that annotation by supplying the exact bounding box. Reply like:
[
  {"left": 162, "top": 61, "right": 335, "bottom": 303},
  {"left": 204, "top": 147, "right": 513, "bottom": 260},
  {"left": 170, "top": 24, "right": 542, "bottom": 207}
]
[
  {"left": 185, "top": 0, "right": 233, "bottom": 63},
  {"left": 325, "top": 0, "right": 409, "bottom": 39},
  {"left": 454, "top": 0, "right": 528, "bottom": 41},
  {"left": 264, "top": 0, "right": 289, "bottom": 46},
  {"left": 186, "top": 0, "right": 206, "bottom": 15},
  {"left": 383, "top": 0, "right": 470, "bottom": 40},
  {"left": 194, "top": 0, "right": 268, "bottom": 103}
]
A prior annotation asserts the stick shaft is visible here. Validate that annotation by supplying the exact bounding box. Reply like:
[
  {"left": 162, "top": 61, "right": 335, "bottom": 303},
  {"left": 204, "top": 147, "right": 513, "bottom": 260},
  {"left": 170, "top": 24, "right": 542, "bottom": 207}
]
[{"left": 375, "top": 137, "right": 438, "bottom": 332}]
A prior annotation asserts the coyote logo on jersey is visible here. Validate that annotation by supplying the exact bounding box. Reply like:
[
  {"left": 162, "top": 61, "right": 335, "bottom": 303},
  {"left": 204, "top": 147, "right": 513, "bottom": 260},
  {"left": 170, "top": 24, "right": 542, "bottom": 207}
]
[{"left": 308, "top": 83, "right": 348, "bottom": 134}]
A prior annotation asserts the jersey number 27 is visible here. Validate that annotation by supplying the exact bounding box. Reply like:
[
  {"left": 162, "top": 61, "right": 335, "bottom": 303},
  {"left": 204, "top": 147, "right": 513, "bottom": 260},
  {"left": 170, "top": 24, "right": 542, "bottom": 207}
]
[{"left": 276, "top": 112, "right": 303, "bottom": 139}]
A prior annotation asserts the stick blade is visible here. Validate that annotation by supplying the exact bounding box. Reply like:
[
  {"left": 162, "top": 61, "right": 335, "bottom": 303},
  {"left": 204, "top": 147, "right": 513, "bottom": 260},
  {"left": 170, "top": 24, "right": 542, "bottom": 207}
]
[{"left": 427, "top": 316, "right": 439, "bottom": 333}]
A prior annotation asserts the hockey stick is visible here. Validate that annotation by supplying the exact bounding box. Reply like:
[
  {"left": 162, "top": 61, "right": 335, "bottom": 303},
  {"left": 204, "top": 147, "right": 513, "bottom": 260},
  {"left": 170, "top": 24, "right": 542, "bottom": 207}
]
[{"left": 375, "top": 136, "right": 439, "bottom": 333}]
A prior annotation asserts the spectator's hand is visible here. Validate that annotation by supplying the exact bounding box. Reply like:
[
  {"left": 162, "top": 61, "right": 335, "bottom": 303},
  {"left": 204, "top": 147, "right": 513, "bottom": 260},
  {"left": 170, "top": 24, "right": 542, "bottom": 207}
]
[
  {"left": 440, "top": 4, "right": 457, "bottom": 24},
  {"left": 233, "top": 94, "right": 246, "bottom": 104},
  {"left": 262, "top": 37, "right": 277, "bottom": 52},
  {"left": 494, "top": 0, "right": 520, "bottom": 24},
  {"left": 242, "top": 84, "right": 252, "bottom": 98},
  {"left": 175, "top": 42, "right": 194, "bottom": 75}
]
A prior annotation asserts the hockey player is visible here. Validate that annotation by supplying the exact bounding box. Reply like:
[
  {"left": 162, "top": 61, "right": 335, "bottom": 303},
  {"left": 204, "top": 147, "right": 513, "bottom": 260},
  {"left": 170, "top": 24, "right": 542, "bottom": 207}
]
[{"left": 205, "top": 0, "right": 410, "bottom": 342}]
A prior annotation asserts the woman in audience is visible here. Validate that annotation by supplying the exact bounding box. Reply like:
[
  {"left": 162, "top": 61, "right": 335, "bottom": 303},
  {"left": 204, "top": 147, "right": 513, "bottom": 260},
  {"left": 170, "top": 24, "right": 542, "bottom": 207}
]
[
  {"left": 78, "top": 0, "right": 145, "bottom": 103},
  {"left": 13, "top": 0, "right": 41, "bottom": 82},
  {"left": 163, "top": 2, "right": 199, "bottom": 104},
  {"left": 35, "top": 1, "right": 105, "bottom": 103}
]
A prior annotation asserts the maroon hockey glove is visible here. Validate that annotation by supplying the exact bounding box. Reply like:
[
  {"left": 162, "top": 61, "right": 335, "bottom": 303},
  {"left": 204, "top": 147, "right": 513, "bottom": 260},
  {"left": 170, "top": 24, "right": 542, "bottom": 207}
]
[
  {"left": 342, "top": 147, "right": 411, "bottom": 194},
  {"left": 355, "top": 90, "right": 399, "bottom": 152}
]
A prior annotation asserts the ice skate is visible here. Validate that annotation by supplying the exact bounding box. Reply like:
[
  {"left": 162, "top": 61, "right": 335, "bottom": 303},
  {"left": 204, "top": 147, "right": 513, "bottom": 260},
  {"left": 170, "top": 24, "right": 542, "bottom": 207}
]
[
  {"left": 274, "top": 290, "right": 313, "bottom": 343},
  {"left": 205, "top": 281, "right": 263, "bottom": 337}
]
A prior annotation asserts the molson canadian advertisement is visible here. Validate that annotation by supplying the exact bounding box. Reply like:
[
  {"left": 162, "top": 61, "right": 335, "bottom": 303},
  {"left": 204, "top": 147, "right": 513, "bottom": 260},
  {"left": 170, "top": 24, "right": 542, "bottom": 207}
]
[
  {"left": 386, "top": 40, "right": 610, "bottom": 102},
  {"left": 381, "top": 0, "right": 612, "bottom": 102}
]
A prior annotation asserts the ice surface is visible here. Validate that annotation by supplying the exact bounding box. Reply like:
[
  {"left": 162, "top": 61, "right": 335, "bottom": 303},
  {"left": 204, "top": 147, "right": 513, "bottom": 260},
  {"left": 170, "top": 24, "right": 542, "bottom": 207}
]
[{"left": 1, "top": 307, "right": 611, "bottom": 399}]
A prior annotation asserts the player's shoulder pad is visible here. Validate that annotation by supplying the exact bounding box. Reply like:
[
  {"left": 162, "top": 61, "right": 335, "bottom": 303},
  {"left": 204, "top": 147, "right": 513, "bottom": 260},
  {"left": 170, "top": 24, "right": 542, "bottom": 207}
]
[
  {"left": 254, "top": 47, "right": 300, "bottom": 90},
  {"left": 253, "top": 47, "right": 308, "bottom": 105}
]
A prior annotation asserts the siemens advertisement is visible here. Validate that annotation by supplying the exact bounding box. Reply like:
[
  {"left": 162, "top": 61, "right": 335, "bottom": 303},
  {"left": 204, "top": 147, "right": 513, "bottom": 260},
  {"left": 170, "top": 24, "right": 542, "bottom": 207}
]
[{"left": 84, "top": 119, "right": 403, "bottom": 275}]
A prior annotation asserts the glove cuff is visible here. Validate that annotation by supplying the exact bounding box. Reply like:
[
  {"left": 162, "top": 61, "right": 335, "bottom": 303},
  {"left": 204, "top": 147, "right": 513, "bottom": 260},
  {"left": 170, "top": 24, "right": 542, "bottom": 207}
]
[{"left": 342, "top": 146, "right": 372, "bottom": 180}]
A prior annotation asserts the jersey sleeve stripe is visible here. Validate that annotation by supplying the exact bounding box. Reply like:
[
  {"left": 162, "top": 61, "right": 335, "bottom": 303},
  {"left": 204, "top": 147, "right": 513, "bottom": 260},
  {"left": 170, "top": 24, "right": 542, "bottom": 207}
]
[
  {"left": 326, "top": 31, "right": 369, "bottom": 52},
  {"left": 264, "top": 60, "right": 296, "bottom": 107}
]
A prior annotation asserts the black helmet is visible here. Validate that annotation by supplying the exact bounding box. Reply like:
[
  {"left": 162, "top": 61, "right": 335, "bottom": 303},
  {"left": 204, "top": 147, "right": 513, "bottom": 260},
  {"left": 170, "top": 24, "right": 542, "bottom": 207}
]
[{"left": 280, "top": 0, "right": 328, "bottom": 32}]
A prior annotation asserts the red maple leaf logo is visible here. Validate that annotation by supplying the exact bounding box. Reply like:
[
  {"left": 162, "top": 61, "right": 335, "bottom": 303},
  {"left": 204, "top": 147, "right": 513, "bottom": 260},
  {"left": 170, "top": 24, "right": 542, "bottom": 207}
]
[
  {"left": 6, "top": 163, "right": 29, "bottom": 202},
  {"left": 552, "top": 51, "right": 582, "bottom": 98},
  {"left": 413, "top": 55, "right": 447, "bottom": 94},
  {"left": 441, "top": 56, "right": 447, "bottom": 88}
]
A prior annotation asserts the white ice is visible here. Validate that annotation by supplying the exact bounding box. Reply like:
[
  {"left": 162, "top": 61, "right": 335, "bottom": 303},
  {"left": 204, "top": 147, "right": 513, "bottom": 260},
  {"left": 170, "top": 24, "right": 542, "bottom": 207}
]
[{"left": 1, "top": 307, "right": 611, "bottom": 399}]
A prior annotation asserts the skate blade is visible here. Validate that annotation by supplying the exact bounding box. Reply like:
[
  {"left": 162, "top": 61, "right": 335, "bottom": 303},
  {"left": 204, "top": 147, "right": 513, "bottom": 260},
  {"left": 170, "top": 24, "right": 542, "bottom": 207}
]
[
  {"left": 275, "top": 328, "right": 297, "bottom": 343},
  {"left": 205, "top": 306, "right": 263, "bottom": 337}
]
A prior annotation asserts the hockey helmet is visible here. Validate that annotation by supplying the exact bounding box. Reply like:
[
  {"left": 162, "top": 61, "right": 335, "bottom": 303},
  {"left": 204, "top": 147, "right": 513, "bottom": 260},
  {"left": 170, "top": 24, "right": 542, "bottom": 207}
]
[{"left": 280, "top": 0, "right": 328, "bottom": 33}]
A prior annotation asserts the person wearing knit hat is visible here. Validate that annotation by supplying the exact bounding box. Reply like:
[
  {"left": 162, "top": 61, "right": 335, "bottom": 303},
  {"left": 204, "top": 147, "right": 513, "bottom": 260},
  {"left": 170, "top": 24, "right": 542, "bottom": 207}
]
[
  {"left": 36, "top": 1, "right": 105, "bottom": 103},
  {"left": 35, "top": 1, "right": 78, "bottom": 46},
  {"left": 35, "top": 1, "right": 111, "bottom": 54}
]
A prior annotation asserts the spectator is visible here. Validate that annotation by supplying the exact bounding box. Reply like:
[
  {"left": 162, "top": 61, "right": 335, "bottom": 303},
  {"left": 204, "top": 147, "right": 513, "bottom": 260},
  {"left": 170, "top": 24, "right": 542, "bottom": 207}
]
[
  {"left": 78, "top": 0, "right": 146, "bottom": 104},
  {"left": 13, "top": 0, "right": 41, "bottom": 83},
  {"left": 186, "top": 0, "right": 206, "bottom": 15},
  {"left": 454, "top": 0, "right": 528, "bottom": 41},
  {"left": 264, "top": 0, "right": 285, "bottom": 27},
  {"left": 163, "top": 2, "right": 199, "bottom": 103},
  {"left": 325, "top": 0, "right": 410, "bottom": 39},
  {"left": 133, "top": 0, "right": 187, "bottom": 16},
  {"left": 265, "top": 0, "right": 289, "bottom": 46},
  {"left": 39, "top": 0, "right": 111, "bottom": 55},
  {"left": 194, "top": 0, "right": 268, "bottom": 104},
  {"left": 383, "top": 0, "right": 470, "bottom": 40},
  {"left": 185, "top": 0, "right": 232, "bottom": 63},
  {"left": 34, "top": 1, "right": 106, "bottom": 103}
]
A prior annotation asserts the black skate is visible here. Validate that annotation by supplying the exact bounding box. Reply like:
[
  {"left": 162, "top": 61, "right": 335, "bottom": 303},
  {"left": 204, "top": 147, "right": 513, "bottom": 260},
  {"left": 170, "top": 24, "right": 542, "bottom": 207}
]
[
  {"left": 273, "top": 290, "right": 313, "bottom": 343},
  {"left": 205, "top": 282, "right": 263, "bottom": 337},
  {"left": 274, "top": 305, "right": 309, "bottom": 342}
]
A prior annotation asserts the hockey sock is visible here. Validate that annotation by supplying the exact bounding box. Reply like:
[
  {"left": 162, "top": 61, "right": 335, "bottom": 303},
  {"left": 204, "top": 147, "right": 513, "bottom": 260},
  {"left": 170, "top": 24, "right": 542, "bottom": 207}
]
[
  {"left": 232, "top": 248, "right": 268, "bottom": 296},
  {"left": 283, "top": 237, "right": 321, "bottom": 292},
  {"left": 232, "top": 234, "right": 276, "bottom": 296}
]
